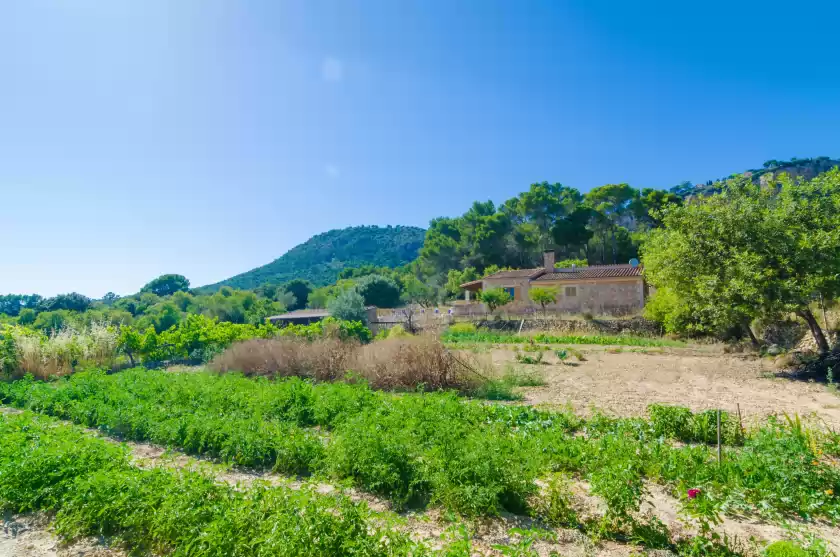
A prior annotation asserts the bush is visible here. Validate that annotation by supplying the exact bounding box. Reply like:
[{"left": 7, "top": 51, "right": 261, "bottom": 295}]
[
  {"left": 355, "top": 275, "right": 401, "bottom": 308},
  {"left": 4, "top": 324, "right": 119, "bottom": 379},
  {"left": 278, "top": 317, "right": 371, "bottom": 343},
  {"left": 209, "top": 337, "right": 356, "bottom": 381},
  {"left": 764, "top": 541, "right": 810, "bottom": 557},
  {"left": 328, "top": 289, "right": 369, "bottom": 324},
  {"left": 447, "top": 322, "right": 476, "bottom": 334},
  {"left": 211, "top": 334, "right": 484, "bottom": 393},
  {"left": 648, "top": 404, "right": 744, "bottom": 445},
  {"left": 352, "top": 336, "right": 482, "bottom": 392}
]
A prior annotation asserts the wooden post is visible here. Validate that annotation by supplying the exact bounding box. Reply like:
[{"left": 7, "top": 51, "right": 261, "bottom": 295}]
[
  {"left": 736, "top": 403, "right": 744, "bottom": 437},
  {"left": 717, "top": 409, "right": 722, "bottom": 465},
  {"left": 518, "top": 318, "right": 525, "bottom": 335}
]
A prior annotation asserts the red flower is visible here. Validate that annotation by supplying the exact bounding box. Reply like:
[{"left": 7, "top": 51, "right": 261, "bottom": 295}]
[{"left": 687, "top": 489, "right": 701, "bottom": 499}]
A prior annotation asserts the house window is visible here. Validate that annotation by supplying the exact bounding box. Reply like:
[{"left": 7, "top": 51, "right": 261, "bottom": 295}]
[
  {"left": 504, "top": 287, "right": 515, "bottom": 299},
  {"left": 564, "top": 286, "right": 577, "bottom": 297}
]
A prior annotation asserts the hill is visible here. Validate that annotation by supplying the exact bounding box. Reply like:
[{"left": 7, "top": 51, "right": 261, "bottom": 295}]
[
  {"left": 200, "top": 225, "right": 425, "bottom": 291},
  {"left": 672, "top": 156, "right": 840, "bottom": 198}
]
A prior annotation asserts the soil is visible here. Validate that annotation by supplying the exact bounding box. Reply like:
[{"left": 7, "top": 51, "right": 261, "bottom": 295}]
[
  {"left": 493, "top": 348, "right": 840, "bottom": 427},
  {"left": 0, "top": 514, "right": 124, "bottom": 557}
]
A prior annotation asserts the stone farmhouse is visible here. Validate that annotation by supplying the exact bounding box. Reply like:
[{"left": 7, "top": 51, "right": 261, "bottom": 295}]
[{"left": 459, "top": 250, "right": 646, "bottom": 315}]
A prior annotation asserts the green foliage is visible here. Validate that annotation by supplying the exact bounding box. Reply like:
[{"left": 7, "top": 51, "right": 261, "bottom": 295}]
[
  {"left": 356, "top": 274, "right": 402, "bottom": 308},
  {"left": 0, "top": 294, "right": 42, "bottom": 317},
  {"left": 764, "top": 541, "right": 810, "bottom": 557},
  {"left": 643, "top": 287, "right": 694, "bottom": 335},
  {"left": 33, "top": 309, "right": 73, "bottom": 331},
  {"left": 0, "top": 412, "right": 421, "bottom": 556},
  {"left": 643, "top": 170, "right": 840, "bottom": 351},
  {"left": 283, "top": 278, "right": 313, "bottom": 310},
  {"left": 2, "top": 369, "right": 840, "bottom": 528},
  {"left": 648, "top": 404, "right": 744, "bottom": 445},
  {"left": 447, "top": 322, "right": 476, "bottom": 334},
  {"left": 200, "top": 225, "right": 425, "bottom": 291},
  {"left": 554, "top": 258, "right": 587, "bottom": 268},
  {"left": 328, "top": 289, "right": 369, "bottom": 324},
  {"left": 278, "top": 317, "right": 372, "bottom": 343},
  {"left": 36, "top": 292, "right": 92, "bottom": 313},
  {"left": 477, "top": 287, "right": 512, "bottom": 313},
  {"left": 117, "top": 314, "right": 278, "bottom": 364},
  {"left": 140, "top": 273, "right": 191, "bottom": 297},
  {"left": 528, "top": 287, "right": 557, "bottom": 314}
]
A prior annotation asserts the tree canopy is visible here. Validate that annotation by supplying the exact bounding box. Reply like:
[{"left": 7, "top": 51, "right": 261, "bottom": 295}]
[
  {"left": 141, "top": 274, "right": 191, "bottom": 297},
  {"left": 643, "top": 169, "right": 840, "bottom": 352}
]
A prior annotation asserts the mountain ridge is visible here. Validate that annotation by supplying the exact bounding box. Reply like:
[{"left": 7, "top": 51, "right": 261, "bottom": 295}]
[{"left": 199, "top": 225, "right": 425, "bottom": 291}]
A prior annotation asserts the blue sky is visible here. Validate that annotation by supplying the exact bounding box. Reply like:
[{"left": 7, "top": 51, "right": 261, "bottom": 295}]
[{"left": 2, "top": 1, "right": 839, "bottom": 297}]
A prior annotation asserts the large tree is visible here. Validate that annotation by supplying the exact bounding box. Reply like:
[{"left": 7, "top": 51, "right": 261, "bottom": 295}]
[
  {"left": 643, "top": 170, "right": 840, "bottom": 353},
  {"left": 283, "top": 279, "right": 312, "bottom": 311},
  {"left": 141, "top": 274, "right": 190, "bottom": 297},
  {"left": 585, "top": 183, "right": 639, "bottom": 264}
]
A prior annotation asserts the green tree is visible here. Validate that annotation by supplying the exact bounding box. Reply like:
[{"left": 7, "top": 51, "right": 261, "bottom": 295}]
[
  {"left": 37, "top": 292, "right": 92, "bottom": 313},
  {"left": 643, "top": 171, "right": 840, "bottom": 353},
  {"left": 529, "top": 287, "right": 558, "bottom": 316},
  {"left": 478, "top": 288, "right": 512, "bottom": 315},
  {"left": 141, "top": 274, "right": 190, "bottom": 297},
  {"left": 17, "top": 308, "right": 36, "bottom": 326},
  {"left": 327, "top": 289, "right": 369, "bottom": 324},
  {"left": 101, "top": 292, "right": 120, "bottom": 306},
  {"left": 283, "top": 279, "right": 313, "bottom": 310},
  {"left": 355, "top": 274, "right": 401, "bottom": 308},
  {"left": 585, "top": 184, "right": 639, "bottom": 263}
]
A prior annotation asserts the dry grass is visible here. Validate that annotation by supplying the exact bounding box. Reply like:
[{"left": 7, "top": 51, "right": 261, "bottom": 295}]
[
  {"left": 209, "top": 335, "right": 487, "bottom": 392},
  {"left": 10, "top": 323, "right": 119, "bottom": 380},
  {"left": 208, "top": 337, "right": 356, "bottom": 381}
]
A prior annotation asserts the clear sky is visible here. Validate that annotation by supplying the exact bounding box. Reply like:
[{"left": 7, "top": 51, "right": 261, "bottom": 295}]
[{"left": 2, "top": 1, "right": 839, "bottom": 297}]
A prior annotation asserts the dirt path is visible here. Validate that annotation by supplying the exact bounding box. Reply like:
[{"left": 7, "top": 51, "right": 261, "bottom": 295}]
[{"left": 500, "top": 350, "right": 840, "bottom": 427}]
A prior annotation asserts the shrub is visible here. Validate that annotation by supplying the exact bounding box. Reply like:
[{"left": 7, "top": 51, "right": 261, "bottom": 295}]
[
  {"left": 328, "top": 289, "right": 369, "bottom": 324},
  {"left": 351, "top": 336, "right": 482, "bottom": 392},
  {"left": 209, "top": 337, "right": 356, "bottom": 381},
  {"left": 648, "top": 404, "right": 744, "bottom": 445},
  {"left": 278, "top": 317, "right": 371, "bottom": 343},
  {"left": 477, "top": 288, "right": 512, "bottom": 314},
  {"left": 4, "top": 323, "right": 119, "bottom": 379},
  {"left": 355, "top": 275, "right": 401, "bottom": 308},
  {"left": 764, "top": 541, "right": 810, "bottom": 557},
  {"left": 447, "top": 322, "right": 476, "bottom": 334}
]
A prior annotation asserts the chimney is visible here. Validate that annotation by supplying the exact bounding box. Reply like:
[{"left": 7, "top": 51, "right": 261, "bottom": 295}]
[{"left": 543, "top": 250, "right": 555, "bottom": 270}]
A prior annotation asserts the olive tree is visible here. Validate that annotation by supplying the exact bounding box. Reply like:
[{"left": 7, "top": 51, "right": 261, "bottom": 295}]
[
  {"left": 529, "top": 287, "right": 558, "bottom": 317},
  {"left": 478, "top": 287, "right": 512, "bottom": 315},
  {"left": 642, "top": 170, "right": 840, "bottom": 353}
]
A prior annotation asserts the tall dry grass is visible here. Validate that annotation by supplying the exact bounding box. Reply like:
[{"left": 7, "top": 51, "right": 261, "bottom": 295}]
[
  {"left": 208, "top": 337, "right": 356, "bottom": 381},
  {"left": 209, "top": 335, "right": 487, "bottom": 392},
  {"left": 10, "top": 323, "right": 119, "bottom": 380}
]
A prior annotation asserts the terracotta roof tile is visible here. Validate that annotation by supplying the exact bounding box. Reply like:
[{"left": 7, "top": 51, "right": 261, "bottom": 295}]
[
  {"left": 482, "top": 268, "right": 545, "bottom": 279},
  {"left": 534, "top": 264, "right": 642, "bottom": 281}
]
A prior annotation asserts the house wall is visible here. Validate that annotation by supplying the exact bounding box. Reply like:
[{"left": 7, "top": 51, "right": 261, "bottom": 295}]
[
  {"left": 481, "top": 276, "right": 533, "bottom": 301},
  {"left": 535, "top": 277, "right": 645, "bottom": 314}
]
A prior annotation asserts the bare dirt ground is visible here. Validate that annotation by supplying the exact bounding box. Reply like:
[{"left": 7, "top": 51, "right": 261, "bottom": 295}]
[
  {"left": 489, "top": 347, "right": 840, "bottom": 427},
  {"left": 0, "top": 515, "right": 124, "bottom": 557}
]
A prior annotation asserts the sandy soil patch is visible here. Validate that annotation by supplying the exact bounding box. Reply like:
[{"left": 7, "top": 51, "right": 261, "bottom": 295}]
[
  {"left": 494, "top": 350, "right": 840, "bottom": 427},
  {"left": 0, "top": 515, "right": 124, "bottom": 557}
]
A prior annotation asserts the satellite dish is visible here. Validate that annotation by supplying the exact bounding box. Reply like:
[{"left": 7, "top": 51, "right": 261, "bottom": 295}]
[{"left": 629, "top": 258, "right": 640, "bottom": 268}]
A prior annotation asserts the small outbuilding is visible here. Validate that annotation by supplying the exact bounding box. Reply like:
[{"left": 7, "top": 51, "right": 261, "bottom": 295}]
[{"left": 267, "top": 306, "right": 378, "bottom": 327}]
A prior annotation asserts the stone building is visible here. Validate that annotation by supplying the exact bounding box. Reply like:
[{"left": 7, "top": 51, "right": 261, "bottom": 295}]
[{"left": 459, "top": 251, "right": 646, "bottom": 315}]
